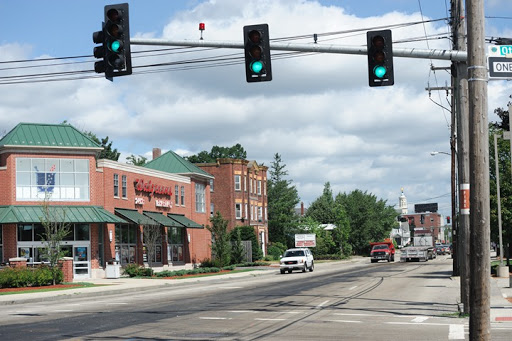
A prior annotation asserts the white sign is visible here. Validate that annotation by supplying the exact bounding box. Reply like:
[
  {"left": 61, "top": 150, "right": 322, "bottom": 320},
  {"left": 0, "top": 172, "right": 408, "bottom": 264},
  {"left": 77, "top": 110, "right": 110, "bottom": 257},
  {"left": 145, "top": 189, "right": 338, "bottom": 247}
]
[
  {"left": 155, "top": 200, "right": 172, "bottom": 208},
  {"left": 489, "top": 57, "right": 512, "bottom": 79},
  {"left": 295, "top": 234, "right": 316, "bottom": 247},
  {"left": 135, "top": 197, "right": 145, "bottom": 205}
]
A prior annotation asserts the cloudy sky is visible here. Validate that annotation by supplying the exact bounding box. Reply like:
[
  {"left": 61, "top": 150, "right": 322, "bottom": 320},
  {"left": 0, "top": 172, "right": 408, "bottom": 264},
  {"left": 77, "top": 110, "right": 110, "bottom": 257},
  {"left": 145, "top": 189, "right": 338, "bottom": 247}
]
[{"left": 1, "top": 0, "right": 511, "bottom": 220}]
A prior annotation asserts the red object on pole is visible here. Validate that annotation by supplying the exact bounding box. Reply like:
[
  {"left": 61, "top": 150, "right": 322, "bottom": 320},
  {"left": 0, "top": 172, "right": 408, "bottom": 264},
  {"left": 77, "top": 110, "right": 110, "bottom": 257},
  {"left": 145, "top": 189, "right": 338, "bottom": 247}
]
[{"left": 199, "top": 23, "right": 205, "bottom": 31}]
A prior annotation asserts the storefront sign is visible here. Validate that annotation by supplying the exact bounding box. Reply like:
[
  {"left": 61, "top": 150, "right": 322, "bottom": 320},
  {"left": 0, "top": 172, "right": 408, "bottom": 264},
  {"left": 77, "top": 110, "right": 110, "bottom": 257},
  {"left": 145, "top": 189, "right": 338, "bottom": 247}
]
[
  {"left": 134, "top": 179, "right": 172, "bottom": 196},
  {"left": 295, "top": 234, "right": 316, "bottom": 247},
  {"left": 135, "top": 197, "right": 145, "bottom": 205},
  {"left": 155, "top": 200, "right": 172, "bottom": 208}
]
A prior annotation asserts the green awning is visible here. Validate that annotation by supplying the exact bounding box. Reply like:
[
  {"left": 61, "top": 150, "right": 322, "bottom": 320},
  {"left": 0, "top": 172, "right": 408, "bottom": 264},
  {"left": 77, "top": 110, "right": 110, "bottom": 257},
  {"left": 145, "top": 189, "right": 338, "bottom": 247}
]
[
  {"left": 167, "top": 213, "right": 203, "bottom": 229},
  {"left": 143, "top": 211, "right": 183, "bottom": 227},
  {"left": 0, "top": 205, "right": 127, "bottom": 224},
  {"left": 115, "top": 208, "right": 155, "bottom": 225}
]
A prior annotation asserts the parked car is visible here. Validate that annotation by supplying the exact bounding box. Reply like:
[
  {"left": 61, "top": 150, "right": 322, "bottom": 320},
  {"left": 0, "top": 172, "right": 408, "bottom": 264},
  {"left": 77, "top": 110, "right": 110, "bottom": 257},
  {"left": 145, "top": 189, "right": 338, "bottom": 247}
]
[
  {"left": 279, "top": 248, "right": 314, "bottom": 274},
  {"left": 435, "top": 243, "right": 446, "bottom": 255},
  {"left": 443, "top": 244, "right": 451, "bottom": 254}
]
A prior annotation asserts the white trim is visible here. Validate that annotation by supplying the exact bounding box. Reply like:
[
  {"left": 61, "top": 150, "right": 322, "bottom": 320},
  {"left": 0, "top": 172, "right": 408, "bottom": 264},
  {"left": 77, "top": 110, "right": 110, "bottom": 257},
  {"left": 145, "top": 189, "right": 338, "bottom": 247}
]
[{"left": 97, "top": 159, "right": 191, "bottom": 184}]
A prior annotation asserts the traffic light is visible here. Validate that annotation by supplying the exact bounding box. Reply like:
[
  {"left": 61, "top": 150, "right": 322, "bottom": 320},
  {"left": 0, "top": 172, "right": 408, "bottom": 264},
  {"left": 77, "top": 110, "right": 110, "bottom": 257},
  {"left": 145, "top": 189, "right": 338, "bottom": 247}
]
[
  {"left": 243, "top": 24, "right": 272, "bottom": 82},
  {"left": 367, "top": 30, "right": 394, "bottom": 87},
  {"left": 92, "top": 24, "right": 106, "bottom": 74},
  {"left": 103, "top": 3, "right": 132, "bottom": 78}
]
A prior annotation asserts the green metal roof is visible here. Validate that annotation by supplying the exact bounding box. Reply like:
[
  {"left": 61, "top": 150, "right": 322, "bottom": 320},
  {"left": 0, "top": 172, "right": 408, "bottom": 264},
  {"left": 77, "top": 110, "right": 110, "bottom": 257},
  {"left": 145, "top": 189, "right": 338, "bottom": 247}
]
[
  {"left": 0, "top": 205, "right": 126, "bottom": 224},
  {"left": 143, "top": 211, "right": 183, "bottom": 227},
  {"left": 115, "top": 208, "right": 156, "bottom": 225},
  {"left": 0, "top": 122, "right": 101, "bottom": 149},
  {"left": 168, "top": 213, "right": 203, "bottom": 229},
  {"left": 144, "top": 150, "right": 213, "bottom": 179}
]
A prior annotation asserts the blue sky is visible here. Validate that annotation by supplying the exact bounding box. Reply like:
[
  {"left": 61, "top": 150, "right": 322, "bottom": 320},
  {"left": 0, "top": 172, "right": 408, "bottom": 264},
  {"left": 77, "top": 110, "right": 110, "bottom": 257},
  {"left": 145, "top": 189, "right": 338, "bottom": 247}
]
[{"left": 1, "top": 0, "right": 511, "bottom": 221}]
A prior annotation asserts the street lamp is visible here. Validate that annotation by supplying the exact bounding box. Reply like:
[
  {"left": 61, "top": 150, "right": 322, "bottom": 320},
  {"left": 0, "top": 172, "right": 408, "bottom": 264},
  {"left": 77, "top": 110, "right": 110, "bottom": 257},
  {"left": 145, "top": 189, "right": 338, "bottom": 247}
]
[{"left": 430, "top": 151, "right": 451, "bottom": 156}]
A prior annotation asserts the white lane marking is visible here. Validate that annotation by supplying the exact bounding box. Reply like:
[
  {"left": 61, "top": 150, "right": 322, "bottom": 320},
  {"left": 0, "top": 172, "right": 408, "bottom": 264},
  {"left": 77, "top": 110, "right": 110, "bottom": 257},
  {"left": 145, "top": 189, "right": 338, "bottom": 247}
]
[
  {"left": 448, "top": 324, "right": 465, "bottom": 340},
  {"left": 349, "top": 286, "right": 358, "bottom": 290},
  {"left": 52, "top": 310, "right": 74, "bottom": 312},
  {"left": 327, "top": 320, "right": 362, "bottom": 323},
  {"left": 106, "top": 302, "right": 128, "bottom": 305},
  {"left": 255, "top": 318, "right": 287, "bottom": 321},
  {"left": 229, "top": 310, "right": 259, "bottom": 313},
  {"left": 412, "top": 316, "right": 429, "bottom": 323},
  {"left": 219, "top": 286, "right": 243, "bottom": 289},
  {"left": 316, "top": 300, "right": 330, "bottom": 308},
  {"left": 334, "top": 313, "right": 388, "bottom": 317},
  {"left": 199, "top": 317, "right": 232, "bottom": 320},
  {"left": 386, "top": 322, "right": 460, "bottom": 326}
]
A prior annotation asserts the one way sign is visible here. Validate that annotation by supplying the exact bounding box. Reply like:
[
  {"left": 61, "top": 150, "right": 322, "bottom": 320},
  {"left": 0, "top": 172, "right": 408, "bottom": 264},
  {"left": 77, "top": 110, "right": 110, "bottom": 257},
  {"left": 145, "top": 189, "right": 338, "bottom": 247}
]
[{"left": 489, "top": 57, "right": 512, "bottom": 79}]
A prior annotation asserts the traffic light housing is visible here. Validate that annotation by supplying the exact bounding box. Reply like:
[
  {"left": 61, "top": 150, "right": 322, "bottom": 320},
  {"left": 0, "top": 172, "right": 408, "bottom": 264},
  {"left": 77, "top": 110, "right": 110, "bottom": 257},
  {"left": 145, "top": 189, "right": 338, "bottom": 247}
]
[
  {"left": 92, "top": 24, "right": 106, "bottom": 74},
  {"left": 243, "top": 24, "right": 272, "bottom": 82},
  {"left": 102, "top": 3, "right": 132, "bottom": 78},
  {"left": 367, "top": 30, "right": 394, "bottom": 87}
]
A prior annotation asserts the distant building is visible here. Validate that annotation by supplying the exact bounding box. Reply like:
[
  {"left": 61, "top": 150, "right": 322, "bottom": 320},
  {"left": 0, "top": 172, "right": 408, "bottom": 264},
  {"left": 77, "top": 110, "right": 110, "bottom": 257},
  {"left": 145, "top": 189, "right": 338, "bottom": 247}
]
[
  {"left": 392, "top": 188, "right": 411, "bottom": 247},
  {"left": 197, "top": 159, "right": 269, "bottom": 256},
  {"left": 401, "top": 200, "right": 446, "bottom": 243}
]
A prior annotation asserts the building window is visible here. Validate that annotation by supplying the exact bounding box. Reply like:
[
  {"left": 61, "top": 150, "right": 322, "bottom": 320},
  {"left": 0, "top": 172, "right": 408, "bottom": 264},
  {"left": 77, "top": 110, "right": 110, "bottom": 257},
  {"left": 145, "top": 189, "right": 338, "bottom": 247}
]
[
  {"left": 257, "top": 180, "right": 262, "bottom": 195},
  {"left": 210, "top": 203, "right": 214, "bottom": 217},
  {"left": 245, "top": 204, "right": 248, "bottom": 220},
  {"left": 264, "top": 182, "right": 266, "bottom": 196},
  {"left": 244, "top": 176, "right": 247, "bottom": 192},
  {"left": 250, "top": 205, "right": 254, "bottom": 220},
  {"left": 113, "top": 174, "right": 119, "bottom": 197},
  {"left": 195, "top": 183, "right": 206, "bottom": 213},
  {"left": 16, "top": 158, "right": 90, "bottom": 201},
  {"left": 235, "top": 203, "right": 242, "bottom": 219},
  {"left": 0, "top": 228, "right": 3, "bottom": 263},
  {"left": 181, "top": 186, "right": 185, "bottom": 206},
  {"left": 122, "top": 175, "right": 127, "bottom": 198},
  {"left": 168, "top": 226, "right": 184, "bottom": 263},
  {"left": 249, "top": 177, "right": 252, "bottom": 193},
  {"left": 175, "top": 185, "right": 179, "bottom": 205},
  {"left": 235, "top": 175, "right": 241, "bottom": 191},
  {"left": 210, "top": 179, "right": 214, "bottom": 192},
  {"left": 258, "top": 206, "right": 263, "bottom": 221},
  {"left": 115, "top": 224, "right": 137, "bottom": 265}
]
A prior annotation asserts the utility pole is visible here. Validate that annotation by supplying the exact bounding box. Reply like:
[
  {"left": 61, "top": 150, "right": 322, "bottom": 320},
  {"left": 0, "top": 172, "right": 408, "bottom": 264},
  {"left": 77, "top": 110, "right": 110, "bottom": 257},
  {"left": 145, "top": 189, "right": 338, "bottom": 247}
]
[
  {"left": 467, "top": 0, "right": 491, "bottom": 339},
  {"left": 452, "top": 0, "right": 470, "bottom": 315}
]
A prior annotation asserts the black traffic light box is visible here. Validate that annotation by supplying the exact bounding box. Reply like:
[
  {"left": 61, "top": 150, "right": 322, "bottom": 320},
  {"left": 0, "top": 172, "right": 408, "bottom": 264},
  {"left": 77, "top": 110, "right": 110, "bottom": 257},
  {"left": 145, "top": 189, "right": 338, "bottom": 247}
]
[
  {"left": 92, "top": 3, "right": 132, "bottom": 79},
  {"left": 243, "top": 24, "right": 272, "bottom": 82},
  {"left": 367, "top": 29, "right": 394, "bottom": 87}
]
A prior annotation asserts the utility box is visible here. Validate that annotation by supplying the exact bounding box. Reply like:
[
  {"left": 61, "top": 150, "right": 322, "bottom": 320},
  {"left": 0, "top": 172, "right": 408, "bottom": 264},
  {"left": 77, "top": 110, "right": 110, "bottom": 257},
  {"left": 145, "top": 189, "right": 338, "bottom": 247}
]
[{"left": 105, "top": 260, "right": 121, "bottom": 279}]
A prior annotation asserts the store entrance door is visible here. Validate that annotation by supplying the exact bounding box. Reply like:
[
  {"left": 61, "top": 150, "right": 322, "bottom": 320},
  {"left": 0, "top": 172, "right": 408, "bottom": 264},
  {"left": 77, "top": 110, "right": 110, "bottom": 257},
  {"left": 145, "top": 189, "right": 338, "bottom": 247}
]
[{"left": 62, "top": 243, "right": 91, "bottom": 279}]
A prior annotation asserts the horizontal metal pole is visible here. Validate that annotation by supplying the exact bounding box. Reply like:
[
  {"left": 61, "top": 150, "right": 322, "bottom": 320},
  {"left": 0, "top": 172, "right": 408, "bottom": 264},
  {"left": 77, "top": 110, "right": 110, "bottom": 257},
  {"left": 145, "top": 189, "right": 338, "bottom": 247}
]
[{"left": 131, "top": 38, "right": 468, "bottom": 62}]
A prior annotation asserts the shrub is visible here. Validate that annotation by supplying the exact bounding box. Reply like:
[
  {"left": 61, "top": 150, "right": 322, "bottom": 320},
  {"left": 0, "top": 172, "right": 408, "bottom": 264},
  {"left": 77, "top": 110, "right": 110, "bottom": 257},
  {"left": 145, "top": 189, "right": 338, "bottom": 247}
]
[
  {"left": 122, "top": 264, "right": 154, "bottom": 277},
  {"left": 268, "top": 242, "right": 286, "bottom": 260},
  {"left": 0, "top": 266, "right": 63, "bottom": 288}
]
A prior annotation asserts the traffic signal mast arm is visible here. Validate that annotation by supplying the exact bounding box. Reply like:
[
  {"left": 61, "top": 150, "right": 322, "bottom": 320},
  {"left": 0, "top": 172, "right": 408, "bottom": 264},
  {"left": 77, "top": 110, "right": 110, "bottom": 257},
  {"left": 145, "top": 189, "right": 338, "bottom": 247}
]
[{"left": 130, "top": 38, "right": 468, "bottom": 62}]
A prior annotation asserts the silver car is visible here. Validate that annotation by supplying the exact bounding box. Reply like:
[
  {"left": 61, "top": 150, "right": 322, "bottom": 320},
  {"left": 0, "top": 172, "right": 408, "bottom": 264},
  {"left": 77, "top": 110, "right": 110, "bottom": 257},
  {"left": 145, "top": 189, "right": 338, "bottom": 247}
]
[{"left": 279, "top": 248, "right": 314, "bottom": 274}]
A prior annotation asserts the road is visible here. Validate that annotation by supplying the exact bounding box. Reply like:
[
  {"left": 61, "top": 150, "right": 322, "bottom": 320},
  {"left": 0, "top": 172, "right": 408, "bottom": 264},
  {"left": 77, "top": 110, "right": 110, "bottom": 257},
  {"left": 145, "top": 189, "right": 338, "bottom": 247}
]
[{"left": 0, "top": 255, "right": 510, "bottom": 340}]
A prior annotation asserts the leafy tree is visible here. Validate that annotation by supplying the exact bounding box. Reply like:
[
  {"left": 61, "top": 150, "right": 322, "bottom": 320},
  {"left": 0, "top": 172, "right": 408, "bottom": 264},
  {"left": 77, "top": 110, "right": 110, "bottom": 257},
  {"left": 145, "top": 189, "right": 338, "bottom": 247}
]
[
  {"left": 231, "top": 225, "right": 263, "bottom": 261},
  {"left": 489, "top": 101, "right": 512, "bottom": 265},
  {"left": 38, "top": 196, "right": 72, "bottom": 285},
  {"left": 336, "top": 190, "right": 396, "bottom": 255},
  {"left": 230, "top": 228, "right": 245, "bottom": 264},
  {"left": 333, "top": 201, "right": 352, "bottom": 257},
  {"left": 187, "top": 144, "right": 247, "bottom": 163},
  {"left": 267, "top": 153, "right": 300, "bottom": 245},
  {"left": 143, "top": 223, "right": 162, "bottom": 269},
  {"left": 83, "top": 132, "right": 120, "bottom": 161},
  {"left": 127, "top": 154, "right": 147, "bottom": 166},
  {"left": 305, "top": 182, "right": 336, "bottom": 224},
  {"left": 207, "top": 212, "right": 231, "bottom": 266}
]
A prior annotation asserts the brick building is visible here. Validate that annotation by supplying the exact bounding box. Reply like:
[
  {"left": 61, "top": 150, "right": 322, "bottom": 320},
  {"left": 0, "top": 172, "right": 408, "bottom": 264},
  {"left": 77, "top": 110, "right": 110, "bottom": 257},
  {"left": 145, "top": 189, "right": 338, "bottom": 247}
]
[
  {"left": 197, "top": 158, "right": 269, "bottom": 255},
  {"left": 0, "top": 123, "right": 213, "bottom": 279}
]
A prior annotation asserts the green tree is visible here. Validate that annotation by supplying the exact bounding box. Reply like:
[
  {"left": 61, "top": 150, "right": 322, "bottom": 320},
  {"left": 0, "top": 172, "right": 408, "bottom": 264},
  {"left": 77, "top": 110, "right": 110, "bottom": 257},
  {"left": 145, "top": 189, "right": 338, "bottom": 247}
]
[
  {"left": 231, "top": 225, "right": 263, "bottom": 261},
  {"left": 127, "top": 154, "right": 147, "bottom": 166},
  {"left": 305, "top": 182, "right": 336, "bottom": 224},
  {"left": 230, "top": 228, "right": 245, "bottom": 264},
  {"left": 336, "top": 190, "right": 396, "bottom": 255},
  {"left": 187, "top": 144, "right": 247, "bottom": 163},
  {"left": 207, "top": 212, "right": 231, "bottom": 266},
  {"left": 83, "top": 132, "right": 120, "bottom": 161},
  {"left": 489, "top": 101, "right": 512, "bottom": 264},
  {"left": 267, "top": 153, "right": 300, "bottom": 246},
  {"left": 38, "top": 197, "right": 72, "bottom": 285}
]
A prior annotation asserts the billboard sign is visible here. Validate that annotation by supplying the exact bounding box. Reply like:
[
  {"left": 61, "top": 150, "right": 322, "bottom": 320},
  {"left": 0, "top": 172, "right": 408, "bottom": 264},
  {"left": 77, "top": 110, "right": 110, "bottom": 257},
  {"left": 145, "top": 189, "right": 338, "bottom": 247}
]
[{"left": 295, "top": 234, "right": 316, "bottom": 247}]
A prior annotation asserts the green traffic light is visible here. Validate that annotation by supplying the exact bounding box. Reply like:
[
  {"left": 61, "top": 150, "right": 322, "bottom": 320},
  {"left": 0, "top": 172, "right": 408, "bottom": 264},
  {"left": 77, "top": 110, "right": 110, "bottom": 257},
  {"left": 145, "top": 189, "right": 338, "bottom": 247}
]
[
  {"left": 373, "top": 65, "right": 387, "bottom": 78},
  {"left": 250, "top": 61, "right": 263, "bottom": 74},
  {"left": 111, "top": 40, "right": 121, "bottom": 52}
]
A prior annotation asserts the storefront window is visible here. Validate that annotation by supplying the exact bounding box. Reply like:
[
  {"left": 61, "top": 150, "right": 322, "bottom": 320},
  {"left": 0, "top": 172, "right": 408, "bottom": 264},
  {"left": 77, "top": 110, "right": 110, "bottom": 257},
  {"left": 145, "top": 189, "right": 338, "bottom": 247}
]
[
  {"left": 168, "top": 226, "right": 184, "bottom": 263},
  {"left": 0, "top": 228, "right": 3, "bottom": 263},
  {"left": 115, "top": 224, "right": 138, "bottom": 265},
  {"left": 16, "top": 158, "right": 90, "bottom": 201}
]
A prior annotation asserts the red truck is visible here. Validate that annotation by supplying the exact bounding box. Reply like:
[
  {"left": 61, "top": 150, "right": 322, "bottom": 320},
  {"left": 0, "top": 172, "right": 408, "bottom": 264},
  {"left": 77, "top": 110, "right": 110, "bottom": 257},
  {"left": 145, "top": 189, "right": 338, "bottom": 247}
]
[{"left": 370, "top": 239, "right": 396, "bottom": 263}]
